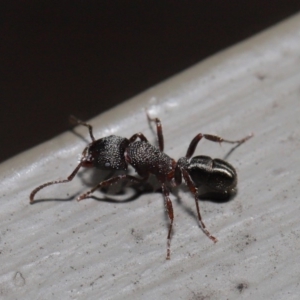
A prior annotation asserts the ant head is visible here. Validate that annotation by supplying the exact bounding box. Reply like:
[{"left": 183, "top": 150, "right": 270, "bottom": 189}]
[{"left": 81, "top": 136, "right": 129, "bottom": 171}]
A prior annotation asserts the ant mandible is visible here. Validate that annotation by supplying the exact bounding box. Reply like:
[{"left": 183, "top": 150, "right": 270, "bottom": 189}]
[{"left": 30, "top": 114, "right": 252, "bottom": 259}]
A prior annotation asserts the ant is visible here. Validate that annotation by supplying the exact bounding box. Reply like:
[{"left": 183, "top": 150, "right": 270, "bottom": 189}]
[{"left": 30, "top": 114, "right": 252, "bottom": 259}]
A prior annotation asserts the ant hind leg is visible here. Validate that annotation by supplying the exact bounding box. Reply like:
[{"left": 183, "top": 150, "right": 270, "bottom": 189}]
[
  {"left": 161, "top": 183, "right": 174, "bottom": 260},
  {"left": 185, "top": 132, "right": 253, "bottom": 159},
  {"left": 182, "top": 169, "right": 218, "bottom": 243}
]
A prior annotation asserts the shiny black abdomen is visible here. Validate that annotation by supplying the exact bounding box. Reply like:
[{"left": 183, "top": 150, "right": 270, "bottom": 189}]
[{"left": 187, "top": 155, "right": 237, "bottom": 192}]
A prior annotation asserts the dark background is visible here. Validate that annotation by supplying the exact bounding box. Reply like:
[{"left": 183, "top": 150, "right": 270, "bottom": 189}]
[{"left": 2, "top": 1, "right": 300, "bottom": 163}]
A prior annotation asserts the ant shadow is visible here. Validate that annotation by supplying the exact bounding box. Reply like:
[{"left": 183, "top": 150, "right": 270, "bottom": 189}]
[
  {"left": 31, "top": 194, "right": 80, "bottom": 204},
  {"left": 70, "top": 127, "right": 91, "bottom": 144},
  {"left": 172, "top": 185, "right": 238, "bottom": 225},
  {"left": 222, "top": 141, "right": 247, "bottom": 161},
  {"left": 30, "top": 168, "right": 155, "bottom": 205}
]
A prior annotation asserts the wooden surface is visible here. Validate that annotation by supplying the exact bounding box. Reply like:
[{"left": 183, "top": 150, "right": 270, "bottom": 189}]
[{"left": 1, "top": 13, "right": 300, "bottom": 300}]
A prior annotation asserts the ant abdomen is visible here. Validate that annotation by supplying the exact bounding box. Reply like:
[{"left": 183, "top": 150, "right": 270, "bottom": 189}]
[{"left": 187, "top": 155, "right": 237, "bottom": 194}]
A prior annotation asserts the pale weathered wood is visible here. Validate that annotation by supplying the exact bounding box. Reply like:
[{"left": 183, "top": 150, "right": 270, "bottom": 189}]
[{"left": 1, "top": 13, "right": 300, "bottom": 300}]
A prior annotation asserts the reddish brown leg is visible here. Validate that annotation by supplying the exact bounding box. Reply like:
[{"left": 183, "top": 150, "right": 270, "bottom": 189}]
[
  {"left": 69, "top": 115, "right": 96, "bottom": 142},
  {"left": 182, "top": 169, "right": 218, "bottom": 243},
  {"left": 77, "top": 174, "right": 149, "bottom": 201},
  {"left": 186, "top": 133, "right": 253, "bottom": 159},
  {"left": 146, "top": 113, "right": 164, "bottom": 152},
  {"left": 30, "top": 162, "right": 84, "bottom": 204},
  {"left": 161, "top": 183, "right": 174, "bottom": 260},
  {"left": 128, "top": 133, "right": 149, "bottom": 143}
]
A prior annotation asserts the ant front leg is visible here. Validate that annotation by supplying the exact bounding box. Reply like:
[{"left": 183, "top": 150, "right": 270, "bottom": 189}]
[
  {"left": 77, "top": 174, "right": 149, "bottom": 201},
  {"left": 30, "top": 162, "right": 84, "bottom": 204},
  {"left": 69, "top": 115, "right": 96, "bottom": 142},
  {"left": 181, "top": 169, "right": 218, "bottom": 243},
  {"left": 146, "top": 112, "right": 164, "bottom": 152},
  {"left": 161, "top": 183, "right": 174, "bottom": 260},
  {"left": 185, "top": 133, "right": 253, "bottom": 159}
]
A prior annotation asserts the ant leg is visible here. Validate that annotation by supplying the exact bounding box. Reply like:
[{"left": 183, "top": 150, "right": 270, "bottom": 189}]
[
  {"left": 161, "top": 183, "right": 174, "bottom": 260},
  {"left": 129, "top": 112, "right": 166, "bottom": 147},
  {"left": 69, "top": 115, "right": 95, "bottom": 142},
  {"left": 181, "top": 169, "right": 218, "bottom": 243},
  {"left": 30, "top": 162, "right": 83, "bottom": 204},
  {"left": 128, "top": 133, "right": 149, "bottom": 143},
  {"left": 186, "top": 133, "right": 253, "bottom": 159},
  {"left": 77, "top": 174, "right": 148, "bottom": 201},
  {"left": 146, "top": 112, "right": 164, "bottom": 152}
]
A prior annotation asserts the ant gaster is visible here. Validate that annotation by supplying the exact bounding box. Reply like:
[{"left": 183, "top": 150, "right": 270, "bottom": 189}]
[{"left": 30, "top": 114, "right": 252, "bottom": 259}]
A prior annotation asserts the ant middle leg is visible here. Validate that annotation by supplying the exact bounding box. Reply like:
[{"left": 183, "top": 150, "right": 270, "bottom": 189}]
[
  {"left": 185, "top": 133, "right": 253, "bottom": 159},
  {"left": 77, "top": 174, "right": 149, "bottom": 201},
  {"left": 182, "top": 169, "right": 218, "bottom": 243},
  {"left": 161, "top": 183, "right": 174, "bottom": 260}
]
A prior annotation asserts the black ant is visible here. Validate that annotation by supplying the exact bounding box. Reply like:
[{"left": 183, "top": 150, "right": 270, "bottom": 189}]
[{"left": 30, "top": 114, "right": 252, "bottom": 259}]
